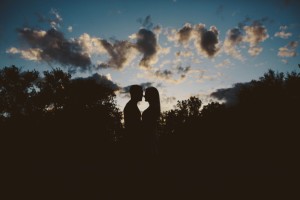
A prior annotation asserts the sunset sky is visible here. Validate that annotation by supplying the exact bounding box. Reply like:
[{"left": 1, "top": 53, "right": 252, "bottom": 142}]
[{"left": 1, "top": 0, "right": 299, "bottom": 111}]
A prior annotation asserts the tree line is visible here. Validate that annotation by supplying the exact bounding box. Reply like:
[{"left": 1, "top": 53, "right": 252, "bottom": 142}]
[{"left": 1, "top": 65, "right": 299, "bottom": 161}]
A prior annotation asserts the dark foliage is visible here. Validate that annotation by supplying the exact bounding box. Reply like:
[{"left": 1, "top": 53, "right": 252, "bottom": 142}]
[{"left": 2, "top": 66, "right": 298, "bottom": 198}]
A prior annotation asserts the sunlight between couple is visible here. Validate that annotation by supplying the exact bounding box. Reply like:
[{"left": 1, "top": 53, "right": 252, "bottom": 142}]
[{"left": 123, "top": 85, "right": 160, "bottom": 159}]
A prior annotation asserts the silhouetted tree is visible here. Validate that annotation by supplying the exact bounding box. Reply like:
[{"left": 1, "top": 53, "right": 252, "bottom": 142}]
[{"left": 0, "top": 65, "right": 39, "bottom": 119}]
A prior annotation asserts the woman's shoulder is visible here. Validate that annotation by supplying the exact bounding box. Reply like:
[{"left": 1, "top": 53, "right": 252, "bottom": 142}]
[{"left": 142, "top": 107, "right": 150, "bottom": 116}]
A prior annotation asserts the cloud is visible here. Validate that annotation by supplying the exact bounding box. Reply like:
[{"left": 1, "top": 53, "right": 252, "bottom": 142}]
[
  {"left": 77, "top": 33, "right": 107, "bottom": 55},
  {"left": 152, "top": 65, "right": 192, "bottom": 84},
  {"left": 224, "top": 19, "right": 269, "bottom": 58},
  {"left": 243, "top": 21, "right": 269, "bottom": 56},
  {"left": 248, "top": 46, "right": 263, "bottom": 56},
  {"left": 176, "top": 65, "right": 191, "bottom": 74},
  {"left": 197, "top": 71, "right": 223, "bottom": 83},
  {"left": 175, "top": 51, "right": 193, "bottom": 58},
  {"left": 223, "top": 28, "right": 244, "bottom": 60},
  {"left": 6, "top": 47, "right": 42, "bottom": 61},
  {"left": 210, "top": 82, "right": 250, "bottom": 106},
  {"left": 137, "top": 15, "right": 154, "bottom": 30},
  {"left": 9, "top": 28, "right": 92, "bottom": 69},
  {"left": 159, "top": 46, "right": 171, "bottom": 55},
  {"left": 175, "top": 65, "right": 191, "bottom": 79},
  {"left": 72, "top": 73, "right": 120, "bottom": 92},
  {"left": 278, "top": 41, "right": 298, "bottom": 57},
  {"left": 141, "top": 69, "right": 179, "bottom": 84},
  {"left": 98, "top": 39, "right": 138, "bottom": 70},
  {"left": 274, "top": 26, "right": 292, "bottom": 39},
  {"left": 215, "top": 59, "right": 231, "bottom": 68},
  {"left": 36, "top": 9, "right": 63, "bottom": 30},
  {"left": 175, "top": 23, "right": 194, "bottom": 45},
  {"left": 135, "top": 28, "right": 159, "bottom": 68},
  {"left": 167, "top": 23, "right": 220, "bottom": 57},
  {"left": 78, "top": 33, "right": 138, "bottom": 70},
  {"left": 7, "top": 27, "right": 138, "bottom": 71},
  {"left": 154, "top": 69, "right": 173, "bottom": 79},
  {"left": 194, "top": 24, "right": 221, "bottom": 58},
  {"left": 88, "top": 73, "right": 120, "bottom": 91},
  {"left": 153, "top": 25, "right": 162, "bottom": 36},
  {"left": 67, "top": 26, "right": 73, "bottom": 32}
]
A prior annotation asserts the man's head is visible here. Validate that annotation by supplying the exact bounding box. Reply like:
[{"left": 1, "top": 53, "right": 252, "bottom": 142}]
[{"left": 129, "top": 85, "right": 143, "bottom": 102}]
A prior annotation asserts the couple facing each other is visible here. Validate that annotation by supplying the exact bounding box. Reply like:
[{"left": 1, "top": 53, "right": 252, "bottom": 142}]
[{"left": 124, "top": 85, "right": 160, "bottom": 158}]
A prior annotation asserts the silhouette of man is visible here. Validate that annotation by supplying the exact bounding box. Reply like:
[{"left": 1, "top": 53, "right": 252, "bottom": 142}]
[{"left": 123, "top": 85, "right": 143, "bottom": 158}]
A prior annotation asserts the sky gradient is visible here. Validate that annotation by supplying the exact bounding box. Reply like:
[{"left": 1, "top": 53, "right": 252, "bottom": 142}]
[{"left": 1, "top": 0, "right": 299, "bottom": 111}]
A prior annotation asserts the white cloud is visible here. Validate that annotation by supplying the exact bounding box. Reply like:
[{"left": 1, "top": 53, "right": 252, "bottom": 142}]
[
  {"left": 215, "top": 59, "right": 231, "bottom": 68},
  {"left": 274, "top": 26, "right": 292, "bottom": 39},
  {"left": 77, "top": 33, "right": 106, "bottom": 55},
  {"left": 159, "top": 47, "right": 171, "bottom": 55},
  {"left": 175, "top": 51, "right": 193, "bottom": 58},
  {"left": 248, "top": 46, "right": 263, "bottom": 56},
  {"left": 197, "top": 71, "right": 223, "bottom": 83},
  {"left": 67, "top": 26, "right": 73, "bottom": 32},
  {"left": 128, "top": 33, "right": 137, "bottom": 40},
  {"left": 6, "top": 47, "right": 42, "bottom": 61},
  {"left": 243, "top": 23, "right": 269, "bottom": 56},
  {"left": 106, "top": 73, "right": 112, "bottom": 81},
  {"left": 278, "top": 41, "right": 298, "bottom": 57}
]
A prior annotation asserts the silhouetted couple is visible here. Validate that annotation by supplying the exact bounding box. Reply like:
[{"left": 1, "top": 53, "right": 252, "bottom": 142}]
[{"left": 124, "top": 85, "right": 160, "bottom": 161}]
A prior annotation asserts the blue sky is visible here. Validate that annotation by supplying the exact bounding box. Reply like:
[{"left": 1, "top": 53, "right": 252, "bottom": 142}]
[{"left": 1, "top": 0, "right": 299, "bottom": 111}]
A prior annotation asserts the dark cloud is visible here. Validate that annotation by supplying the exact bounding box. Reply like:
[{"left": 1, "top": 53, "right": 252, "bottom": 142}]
[
  {"left": 226, "top": 28, "right": 243, "bottom": 44},
  {"left": 224, "top": 28, "right": 244, "bottom": 60},
  {"left": 169, "top": 23, "right": 220, "bottom": 57},
  {"left": 175, "top": 65, "right": 191, "bottom": 79},
  {"left": 177, "top": 23, "right": 193, "bottom": 44},
  {"left": 154, "top": 69, "right": 173, "bottom": 79},
  {"left": 137, "top": 15, "right": 154, "bottom": 30},
  {"left": 210, "top": 82, "right": 250, "bottom": 106},
  {"left": 18, "top": 28, "right": 91, "bottom": 69},
  {"left": 225, "top": 18, "right": 270, "bottom": 58},
  {"left": 73, "top": 73, "right": 120, "bottom": 91},
  {"left": 195, "top": 25, "right": 220, "bottom": 57},
  {"left": 136, "top": 29, "right": 158, "bottom": 68},
  {"left": 89, "top": 73, "right": 120, "bottom": 91},
  {"left": 238, "top": 16, "right": 252, "bottom": 29},
  {"left": 176, "top": 65, "right": 191, "bottom": 74},
  {"left": 238, "top": 17, "right": 273, "bottom": 29},
  {"left": 98, "top": 40, "right": 135, "bottom": 70}
]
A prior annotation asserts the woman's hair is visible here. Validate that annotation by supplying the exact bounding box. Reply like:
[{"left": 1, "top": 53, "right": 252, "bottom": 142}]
[{"left": 145, "top": 87, "right": 161, "bottom": 117}]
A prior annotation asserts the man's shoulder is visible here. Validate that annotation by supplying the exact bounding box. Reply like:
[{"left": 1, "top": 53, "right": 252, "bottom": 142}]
[{"left": 124, "top": 101, "right": 135, "bottom": 113}]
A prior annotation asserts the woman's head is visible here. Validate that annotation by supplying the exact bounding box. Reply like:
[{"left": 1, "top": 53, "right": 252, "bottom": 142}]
[{"left": 145, "top": 87, "right": 161, "bottom": 113}]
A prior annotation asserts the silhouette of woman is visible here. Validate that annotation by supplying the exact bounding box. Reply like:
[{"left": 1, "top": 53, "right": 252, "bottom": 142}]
[{"left": 142, "top": 87, "right": 160, "bottom": 158}]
